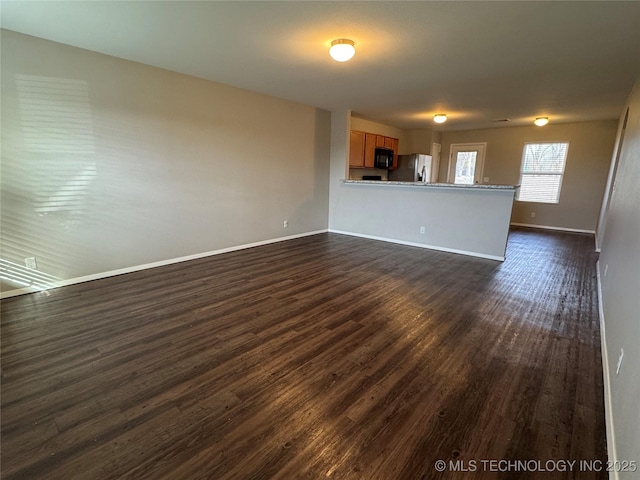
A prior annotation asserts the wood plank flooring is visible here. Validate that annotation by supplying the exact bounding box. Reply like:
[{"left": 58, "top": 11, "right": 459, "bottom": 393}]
[{"left": 1, "top": 229, "right": 607, "bottom": 479}]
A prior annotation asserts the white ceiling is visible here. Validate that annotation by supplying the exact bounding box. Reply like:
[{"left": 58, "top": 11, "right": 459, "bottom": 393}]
[{"left": 2, "top": 1, "right": 639, "bottom": 131}]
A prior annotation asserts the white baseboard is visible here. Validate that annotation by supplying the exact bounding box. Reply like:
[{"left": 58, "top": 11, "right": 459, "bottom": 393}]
[
  {"left": 596, "top": 261, "right": 618, "bottom": 480},
  {"left": 329, "top": 229, "right": 505, "bottom": 261},
  {"left": 510, "top": 222, "right": 595, "bottom": 235},
  {"left": 0, "top": 229, "right": 328, "bottom": 299}
]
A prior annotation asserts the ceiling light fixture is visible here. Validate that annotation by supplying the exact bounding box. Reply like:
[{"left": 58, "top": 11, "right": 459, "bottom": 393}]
[
  {"left": 329, "top": 39, "right": 355, "bottom": 62},
  {"left": 433, "top": 114, "right": 447, "bottom": 124},
  {"left": 534, "top": 117, "right": 549, "bottom": 126}
]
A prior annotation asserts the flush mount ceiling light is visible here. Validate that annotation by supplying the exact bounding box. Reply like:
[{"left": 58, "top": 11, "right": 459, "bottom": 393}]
[
  {"left": 433, "top": 114, "right": 447, "bottom": 124},
  {"left": 329, "top": 39, "right": 355, "bottom": 62},
  {"left": 534, "top": 117, "right": 550, "bottom": 126}
]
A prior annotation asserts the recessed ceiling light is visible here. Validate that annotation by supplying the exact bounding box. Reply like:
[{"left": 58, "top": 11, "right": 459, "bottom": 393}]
[
  {"left": 329, "top": 39, "right": 355, "bottom": 62},
  {"left": 433, "top": 114, "right": 447, "bottom": 124},
  {"left": 534, "top": 117, "right": 549, "bottom": 126}
]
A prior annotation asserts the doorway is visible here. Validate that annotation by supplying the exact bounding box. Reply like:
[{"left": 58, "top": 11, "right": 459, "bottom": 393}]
[{"left": 448, "top": 143, "right": 487, "bottom": 184}]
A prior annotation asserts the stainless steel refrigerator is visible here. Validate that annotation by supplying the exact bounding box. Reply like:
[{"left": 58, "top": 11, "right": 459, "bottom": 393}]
[{"left": 388, "top": 154, "right": 437, "bottom": 182}]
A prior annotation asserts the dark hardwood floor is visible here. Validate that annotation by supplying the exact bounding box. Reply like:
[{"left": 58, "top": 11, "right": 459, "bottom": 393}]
[{"left": 1, "top": 229, "right": 607, "bottom": 479}]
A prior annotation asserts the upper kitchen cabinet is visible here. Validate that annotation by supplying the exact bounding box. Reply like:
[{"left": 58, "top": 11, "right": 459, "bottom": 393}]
[
  {"left": 364, "top": 133, "right": 376, "bottom": 168},
  {"left": 351, "top": 131, "right": 378, "bottom": 168},
  {"left": 349, "top": 130, "right": 366, "bottom": 167},
  {"left": 349, "top": 129, "right": 399, "bottom": 169}
]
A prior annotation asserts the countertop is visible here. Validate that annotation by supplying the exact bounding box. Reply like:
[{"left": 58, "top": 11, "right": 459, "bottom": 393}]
[{"left": 343, "top": 179, "right": 519, "bottom": 190}]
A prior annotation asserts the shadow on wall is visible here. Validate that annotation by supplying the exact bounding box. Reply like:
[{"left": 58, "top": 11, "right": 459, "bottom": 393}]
[
  {"left": 1, "top": 74, "right": 96, "bottom": 291},
  {"left": 0, "top": 259, "right": 60, "bottom": 292}
]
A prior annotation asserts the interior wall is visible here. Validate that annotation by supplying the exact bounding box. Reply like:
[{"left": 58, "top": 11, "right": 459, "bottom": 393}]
[
  {"left": 405, "top": 128, "right": 442, "bottom": 155},
  {"left": 328, "top": 109, "right": 351, "bottom": 230},
  {"left": 330, "top": 184, "right": 515, "bottom": 260},
  {"left": 595, "top": 110, "right": 629, "bottom": 251},
  {"left": 0, "top": 30, "right": 331, "bottom": 291},
  {"left": 439, "top": 121, "right": 617, "bottom": 231},
  {"left": 597, "top": 76, "right": 640, "bottom": 472}
]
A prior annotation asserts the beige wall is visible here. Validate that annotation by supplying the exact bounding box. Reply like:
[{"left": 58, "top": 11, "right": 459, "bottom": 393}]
[
  {"left": 440, "top": 121, "right": 617, "bottom": 231},
  {"left": 330, "top": 183, "right": 516, "bottom": 260},
  {"left": 0, "top": 30, "right": 331, "bottom": 292},
  {"left": 597, "top": 76, "right": 640, "bottom": 472},
  {"left": 405, "top": 128, "right": 442, "bottom": 155}
]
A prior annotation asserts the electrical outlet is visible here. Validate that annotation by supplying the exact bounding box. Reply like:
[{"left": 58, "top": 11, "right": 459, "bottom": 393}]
[
  {"left": 483, "top": 177, "right": 489, "bottom": 183},
  {"left": 419, "top": 226, "right": 426, "bottom": 234},
  {"left": 616, "top": 348, "right": 624, "bottom": 375},
  {"left": 530, "top": 212, "right": 536, "bottom": 218},
  {"left": 283, "top": 220, "right": 288, "bottom": 229},
  {"left": 25, "top": 257, "right": 37, "bottom": 270}
]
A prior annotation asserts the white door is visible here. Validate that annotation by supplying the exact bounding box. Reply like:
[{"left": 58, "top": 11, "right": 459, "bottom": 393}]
[{"left": 448, "top": 143, "right": 487, "bottom": 184}]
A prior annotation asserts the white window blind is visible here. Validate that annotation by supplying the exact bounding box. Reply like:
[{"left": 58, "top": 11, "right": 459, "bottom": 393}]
[{"left": 517, "top": 142, "right": 569, "bottom": 203}]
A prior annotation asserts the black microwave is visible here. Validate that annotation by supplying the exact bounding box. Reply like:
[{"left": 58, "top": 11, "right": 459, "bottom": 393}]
[{"left": 374, "top": 148, "right": 394, "bottom": 169}]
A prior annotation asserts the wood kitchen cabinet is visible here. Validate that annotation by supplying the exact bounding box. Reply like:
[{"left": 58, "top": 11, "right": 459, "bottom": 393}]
[
  {"left": 364, "top": 133, "right": 376, "bottom": 168},
  {"left": 349, "top": 130, "right": 400, "bottom": 169},
  {"left": 349, "top": 130, "right": 365, "bottom": 167}
]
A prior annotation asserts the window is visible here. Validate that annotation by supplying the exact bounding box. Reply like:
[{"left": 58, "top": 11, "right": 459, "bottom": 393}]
[
  {"left": 454, "top": 151, "right": 477, "bottom": 185},
  {"left": 517, "top": 142, "right": 569, "bottom": 203}
]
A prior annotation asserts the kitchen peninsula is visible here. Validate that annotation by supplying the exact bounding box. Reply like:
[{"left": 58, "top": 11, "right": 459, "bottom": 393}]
[{"left": 330, "top": 180, "right": 519, "bottom": 261}]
